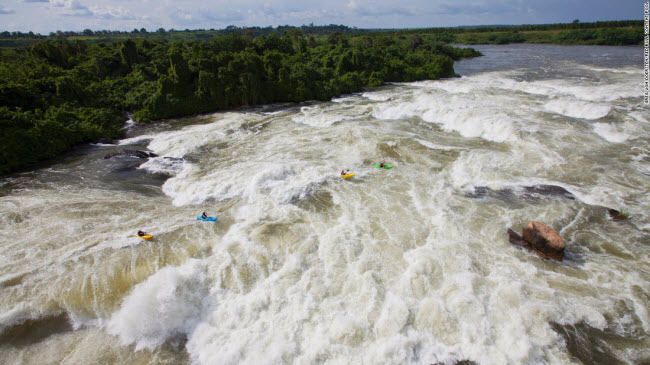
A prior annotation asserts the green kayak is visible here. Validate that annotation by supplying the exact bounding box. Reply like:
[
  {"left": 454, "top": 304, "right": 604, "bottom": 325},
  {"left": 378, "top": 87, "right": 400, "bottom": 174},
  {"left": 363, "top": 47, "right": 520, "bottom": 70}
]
[{"left": 373, "top": 164, "right": 392, "bottom": 169}]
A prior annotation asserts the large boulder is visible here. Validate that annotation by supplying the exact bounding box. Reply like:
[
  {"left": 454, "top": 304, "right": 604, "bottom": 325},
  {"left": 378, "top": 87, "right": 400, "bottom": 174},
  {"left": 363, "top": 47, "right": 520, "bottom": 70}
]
[{"left": 522, "top": 221, "right": 565, "bottom": 261}]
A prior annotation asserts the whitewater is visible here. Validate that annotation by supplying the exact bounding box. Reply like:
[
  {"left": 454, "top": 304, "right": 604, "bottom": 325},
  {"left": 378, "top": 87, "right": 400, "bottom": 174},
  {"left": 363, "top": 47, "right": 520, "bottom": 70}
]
[{"left": 0, "top": 44, "right": 648, "bottom": 364}]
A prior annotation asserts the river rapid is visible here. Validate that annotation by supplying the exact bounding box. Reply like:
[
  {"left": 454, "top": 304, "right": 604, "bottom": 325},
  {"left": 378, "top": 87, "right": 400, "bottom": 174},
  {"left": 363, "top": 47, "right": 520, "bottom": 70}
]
[{"left": 0, "top": 44, "right": 648, "bottom": 365}]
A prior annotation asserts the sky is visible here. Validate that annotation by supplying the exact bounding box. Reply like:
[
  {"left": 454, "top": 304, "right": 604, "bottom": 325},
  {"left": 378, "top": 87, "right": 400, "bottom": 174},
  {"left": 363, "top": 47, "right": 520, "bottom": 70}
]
[{"left": 0, "top": 0, "right": 645, "bottom": 34}]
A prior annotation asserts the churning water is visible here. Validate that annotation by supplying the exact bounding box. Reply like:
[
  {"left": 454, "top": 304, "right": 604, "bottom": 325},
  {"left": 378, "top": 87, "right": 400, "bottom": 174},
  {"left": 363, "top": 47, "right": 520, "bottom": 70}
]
[{"left": 0, "top": 44, "right": 648, "bottom": 364}]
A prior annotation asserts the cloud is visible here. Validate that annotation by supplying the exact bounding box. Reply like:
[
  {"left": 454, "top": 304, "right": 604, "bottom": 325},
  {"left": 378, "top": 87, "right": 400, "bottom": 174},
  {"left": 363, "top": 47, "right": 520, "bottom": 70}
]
[
  {"left": 346, "top": 0, "right": 415, "bottom": 17},
  {"left": 0, "top": 6, "right": 15, "bottom": 14},
  {"left": 167, "top": 7, "right": 245, "bottom": 27},
  {"left": 205, "top": 11, "right": 245, "bottom": 23},
  {"left": 432, "top": 0, "right": 532, "bottom": 17},
  {"left": 2, "top": 0, "right": 643, "bottom": 34},
  {"left": 89, "top": 6, "right": 139, "bottom": 20},
  {"left": 435, "top": 3, "right": 491, "bottom": 15},
  {"left": 50, "top": 0, "right": 92, "bottom": 16}
]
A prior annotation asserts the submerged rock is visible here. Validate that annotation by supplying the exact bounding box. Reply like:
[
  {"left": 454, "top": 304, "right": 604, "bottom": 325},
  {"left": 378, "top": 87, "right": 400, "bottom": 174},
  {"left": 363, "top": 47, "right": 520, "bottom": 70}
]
[
  {"left": 608, "top": 209, "right": 628, "bottom": 221},
  {"left": 467, "top": 184, "right": 574, "bottom": 201},
  {"left": 521, "top": 185, "right": 575, "bottom": 200},
  {"left": 103, "top": 150, "right": 158, "bottom": 159},
  {"left": 466, "top": 186, "right": 516, "bottom": 201},
  {"left": 507, "top": 228, "right": 529, "bottom": 248},
  {"left": 522, "top": 221, "right": 566, "bottom": 261},
  {"left": 431, "top": 360, "right": 477, "bottom": 365}
]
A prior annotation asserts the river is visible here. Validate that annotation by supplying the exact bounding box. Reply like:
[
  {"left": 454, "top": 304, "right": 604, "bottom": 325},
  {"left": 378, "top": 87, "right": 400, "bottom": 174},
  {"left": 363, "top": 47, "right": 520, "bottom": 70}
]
[{"left": 0, "top": 44, "right": 648, "bottom": 364}]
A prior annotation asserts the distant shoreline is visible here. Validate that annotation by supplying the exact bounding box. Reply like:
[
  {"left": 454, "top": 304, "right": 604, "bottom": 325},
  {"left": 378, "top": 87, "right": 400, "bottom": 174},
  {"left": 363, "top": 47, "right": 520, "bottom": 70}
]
[{"left": 0, "top": 20, "right": 643, "bottom": 48}]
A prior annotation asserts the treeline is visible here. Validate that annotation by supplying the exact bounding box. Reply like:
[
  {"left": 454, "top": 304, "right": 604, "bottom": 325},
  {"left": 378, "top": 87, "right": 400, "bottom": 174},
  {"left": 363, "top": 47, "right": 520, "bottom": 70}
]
[
  {"left": 381, "top": 20, "right": 643, "bottom": 35},
  {"left": 456, "top": 27, "right": 643, "bottom": 45},
  {"left": 0, "top": 24, "right": 362, "bottom": 47},
  {"left": 2, "top": 20, "right": 643, "bottom": 48},
  {"left": 0, "top": 32, "right": 480, "bottom": 174},
  {"left": 0, "top": 24, "right": 358, "bottom": 39},
  {"left": 370, "top": 20, "right": 644, "bottom": 46}
]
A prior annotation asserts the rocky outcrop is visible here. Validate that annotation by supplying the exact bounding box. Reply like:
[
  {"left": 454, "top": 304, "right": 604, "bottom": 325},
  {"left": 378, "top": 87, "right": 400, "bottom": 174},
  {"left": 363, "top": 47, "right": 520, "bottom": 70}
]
[
  {"left": 522, "top": 222, "right": 565, "bottom": 261},
  {"left": 508, "top": 222, "right": 566, "bottom": 261},
  {"left": 103, "top": 150, "right": 158, "bottom": 159}
]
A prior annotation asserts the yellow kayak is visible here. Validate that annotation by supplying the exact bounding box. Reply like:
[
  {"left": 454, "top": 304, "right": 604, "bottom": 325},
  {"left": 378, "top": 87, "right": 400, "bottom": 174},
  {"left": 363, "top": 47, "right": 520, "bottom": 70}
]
[
  {"left": 137, "top": 234, "right": 153, "bottom": 240},
  {"left": 341, "top": 173, "right": 356, "bottom": 179}
]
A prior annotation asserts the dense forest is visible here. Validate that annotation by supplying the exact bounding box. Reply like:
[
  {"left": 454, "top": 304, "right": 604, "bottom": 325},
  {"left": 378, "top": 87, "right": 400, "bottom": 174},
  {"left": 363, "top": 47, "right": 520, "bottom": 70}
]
[
  {"left": 387, "top": 20, "right": 644, "bottom": 45},
  {"left": 0, "top": 31, "right": 481, "bottom": 174},
  {"left": 0, "top": 20, "right": 643, "bottom": 47}
]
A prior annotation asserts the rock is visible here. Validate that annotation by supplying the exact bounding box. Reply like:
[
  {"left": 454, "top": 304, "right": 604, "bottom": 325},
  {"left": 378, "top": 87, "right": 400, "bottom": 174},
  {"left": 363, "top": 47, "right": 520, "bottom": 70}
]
[
  {"left": 522, "top": 185, "right": 575, "bottom": 200},
  {"left": 507, "top": 228, "right": 528, "bottom": 248},
  {"left": 522, "top": 222, "right": 565, "bottom": 261},
  {"left": 103, "top": 150, "right": 158, "bottom": 159},
  {"left": 508, "top": 227, "right": 553, "bottom": 260},
  {"left": 467, "top": 184, "right": 574, "bottom": 202},
  {"left": 467, "top": 186, "right": 516, "bottom": 201},
  {"left": 608, "top": 209, "right": 628, "bottom": 221}
]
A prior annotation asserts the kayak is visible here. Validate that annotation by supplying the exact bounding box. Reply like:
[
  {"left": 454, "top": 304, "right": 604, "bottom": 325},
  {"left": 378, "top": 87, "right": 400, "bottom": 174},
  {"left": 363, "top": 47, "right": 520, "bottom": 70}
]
[
  {"left": 341, "top": 173, "right": 356, "bottom": 179},
  {"left": 137, "top": 234, "right": 153, "bottom": 240},
  {"left": 373, "top": 164, "right": 392, "bottom": 169},
  {"left": 197, "top": 216, "right": 218, "bottom": 222}
]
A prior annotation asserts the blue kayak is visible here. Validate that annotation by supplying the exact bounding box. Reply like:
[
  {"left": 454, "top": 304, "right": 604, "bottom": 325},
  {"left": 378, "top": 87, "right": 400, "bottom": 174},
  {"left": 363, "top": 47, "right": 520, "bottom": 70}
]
[{"left": 197, "top": 216, "right": 217, "bottom": 222}]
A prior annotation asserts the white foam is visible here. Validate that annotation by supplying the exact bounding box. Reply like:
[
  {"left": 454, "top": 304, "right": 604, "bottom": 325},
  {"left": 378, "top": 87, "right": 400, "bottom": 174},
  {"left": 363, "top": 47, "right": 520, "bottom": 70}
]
[
  {"left": 361, "top": 90, "right": 394, "bottom": 102},
  {"left": 372, "top": 89, "right": 517, "bottom": 143},
  {"left": 117, "top": 135, "right": 153, "bottom": 146},
  {"left": 442, "top": 70, "right": 642, "bottom": 104},
  {"left": 531, "top": 79, "right": 641, "bottom": 103},
  {"left": 145, "top": 120, "right": 233, "bottom": 158},
  {"left": 123, "top": 117, "right": 136, "bottom": 130},
  {"left": 544, "top": 99, "right": 611, "bottom": 120},
  {"left": 592, "top": 123, "right": 631, "bottom": 143},
  {"left": 579, "top": 65, "right": 643, "bottom": 75},
  {"left": 106, "top": 259, "right": 208, "bottom": 350},
  {"left": 138, "top": 156, "right": 189, "bottom": 176},
  {"left": 291, "top": 105, "right": 355, "bottom": 127},
  {"left": 0, "top": 303, "right": 45, "bottom": 333}
]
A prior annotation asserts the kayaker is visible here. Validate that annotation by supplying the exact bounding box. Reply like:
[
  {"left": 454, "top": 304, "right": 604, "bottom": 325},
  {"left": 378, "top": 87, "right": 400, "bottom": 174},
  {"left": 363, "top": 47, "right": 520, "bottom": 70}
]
[
  {"left": 137, "top": 230, "right": 146, "bottom": 237},
  {"left": 380, "top": 163, "right": 385, "bottom": 168},
  {"left": 341, "top": 170, "right": 346, "bottom": 176},
  {"left": 201, "top": 212, "right": 208, "bottom": 219}
]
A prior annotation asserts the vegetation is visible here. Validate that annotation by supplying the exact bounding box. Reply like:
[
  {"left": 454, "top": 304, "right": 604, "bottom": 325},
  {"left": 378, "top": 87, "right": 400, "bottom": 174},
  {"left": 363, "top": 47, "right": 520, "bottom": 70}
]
[
  {"left": 0, "top": 25, "right": 362, "bottom": 48},
  {"left": 0, "top": 31, "right": 481, "bottom": 174},
  {"left": 369, "top": 20, "right": 644, "bottom": 45},
  {"left": 455, "top": 27, "right": 643, "bottom": 45},
  {"left": 0, "top": 21, "right": 643, "bottom": 48}
]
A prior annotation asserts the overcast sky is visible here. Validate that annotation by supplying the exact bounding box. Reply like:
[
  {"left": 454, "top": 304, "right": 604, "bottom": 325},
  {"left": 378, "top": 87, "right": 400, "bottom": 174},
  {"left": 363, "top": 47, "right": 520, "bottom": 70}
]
[{"left": 0, "top": 0, "right": 644, "bottom": 34}]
